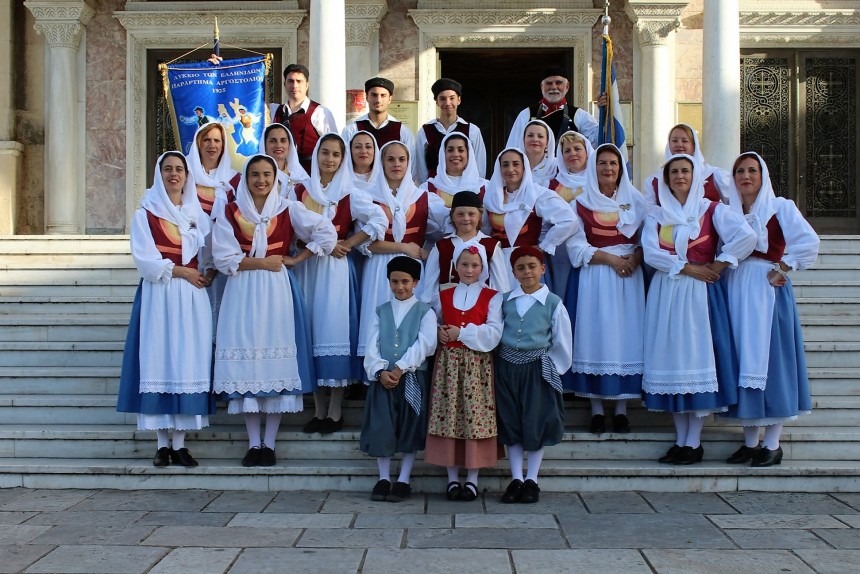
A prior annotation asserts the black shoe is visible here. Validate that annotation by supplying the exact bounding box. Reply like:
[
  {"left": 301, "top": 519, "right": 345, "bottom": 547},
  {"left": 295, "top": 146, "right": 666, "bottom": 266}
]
[
  {"left": 153, "top": 447, "right": 171, "bottom": 467},
  {"left": 446, "top": 481, "right": 463, "bottom": 501},
  {"left": 501, "top": 479, "right": 523, "bottom": 503},
  {"left": 388, "top": 481, "right": 411, "bottom": 502},
  {"left": 673, "top": 445, "right": 704, "bottom": 465},
  {"left": 371, "top": 479, "right": 391, "bottom": 501},
  {"left": 658, "top": 444, "right": 682, "bottom": 464},
  {"left": 319, "top": 417, "right": 343, "bottom": 435},
  {"left": 520, "top": 479, "right": 540, "bottom": 503},
  {"left": 751, "top": 446, "right": 783, "bottom": 467},
  {"left": 241, "top": 447, "right": 262, "bottom": 467},
  {"left": 726, "top": 444, "right": 761, "bottom": 464},
  {"left": 302, "top": 417, "right": 324, "bottom": 434},
  {"left": 589, "top": 414, "right": 606, "bottom": 434},
  {"left": 612, "top": 414, "right": 630, "bottom": 433},
  {"left": 259, "top": 446, "right": 276, "bottom": 466},
  {"left": 461, "top": 481, "right": 478, "bottom": 502},
  {"left": 170, "top": 447, "right": 199, "bottom": 467}
]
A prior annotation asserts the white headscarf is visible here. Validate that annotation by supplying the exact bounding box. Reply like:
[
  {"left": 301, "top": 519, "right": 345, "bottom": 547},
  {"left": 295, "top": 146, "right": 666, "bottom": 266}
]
[
  {"left": 186, "top": 122, "right": 237, "bottom": 193},
  {"left": 578, "top": 143, "right": 645, "bottom": 238},
  {"left": 726, "top": 151, "right": 777, "bottom": 253},
  {"left": 484, "top": 147, "right": 542, "bottom": 247},
  {"left": 451, "top": 239, "right": 490, "bottom": 286},
  {"left": 554, "top": 130, "right": 594, "bottom": 192},
  {"left": 258, "top": 123, "right": 310, "bottom": 193},
  {"left": 235, "top": 154, "right": 290, "bottom": 258},
  {"left": 654, "top": 154, "right": 707, "bottom": 263},
  {"left": 368, "top": 141, "right": 423, "bottom": 242},
  {"left": 510, "top": 119, "right": 557, "bottom": 186},
  {"left": 345, "top": 130, "right": 380, "bottom": 194},
  {"left": 140, "top": 152, "right": 209, "bottom": 265},
  {"left": 426, "top": 132, "right": 485, "bottom": 194},
  {"left": 305, "top": 133, "right": 353, "bottom": 218},
  {"left": 663, "top": 123, "right": 730, "bottom": 191}
]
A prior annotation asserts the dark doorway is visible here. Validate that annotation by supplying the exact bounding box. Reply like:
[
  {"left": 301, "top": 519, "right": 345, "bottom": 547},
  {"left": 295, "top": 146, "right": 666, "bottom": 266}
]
[{"left": 440, "top": 49, "right": 573, "bottom": 176}]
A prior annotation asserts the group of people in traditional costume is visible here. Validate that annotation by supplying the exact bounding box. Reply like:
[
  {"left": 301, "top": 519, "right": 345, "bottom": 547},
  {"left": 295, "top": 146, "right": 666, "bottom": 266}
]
[{"left": 118, "top": 62, "right": 819, "bottom": 502}]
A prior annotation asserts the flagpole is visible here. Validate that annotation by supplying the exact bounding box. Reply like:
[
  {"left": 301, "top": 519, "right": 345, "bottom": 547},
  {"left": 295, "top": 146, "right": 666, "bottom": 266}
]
[
  {"left": 214, "top": 17, "right": 220, "bottom": 58},
  {"left": 602, "top": 0, "right": 610, "bottom": 35}
]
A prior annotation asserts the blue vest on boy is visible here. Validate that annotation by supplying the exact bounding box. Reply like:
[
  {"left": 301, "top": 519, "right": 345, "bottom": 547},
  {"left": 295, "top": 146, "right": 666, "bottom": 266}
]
[
  {"left": 376, "top": 300, "right": 431, "bottom": 372},
  {"left": 500, "top": 292, "right": 560, "bottom": 350}
]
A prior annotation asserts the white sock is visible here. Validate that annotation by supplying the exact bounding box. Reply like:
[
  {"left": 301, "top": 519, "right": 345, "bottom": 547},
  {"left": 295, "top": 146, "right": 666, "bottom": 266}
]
[
  {"left": 614, "top": 400, "right": 627, "bottom": 416},
  {"left": 763, "top": 423, "right": 783, "bottom": 450},
  {"left": 447, "top": 466, "right": 460, "bottom": 483},
  {"left": 590, "top": 399, "right": 604, "bottom": 416},
  {"left": 525, "top": 448, "right": 545, "bottom": 482},
  {"left": 244, "top": 412, "right": 262, "bottom": 449},
  {"left": 171, "top": 430, "right": 185, "bottom": 450},
  {"left": 466, "top": 468, "right": 479, "bottom": 487},
  {"left": 263, "top": 412, "right": 282, "bottom": 449},
  {"left": 507, "top": 444, "right": 524, "bottom": 481},
  {"left": 377, "top": 457, "right": 391, "bottom": 481},
  {"left": 327, "top": 388, "right": 344, "bottom": 421},
  {"left": 743, "top": 426, "right": 761, "bottom": 448},
  {"left": 398, "top": 453, "right": 416, "bottom": 484},
  {"left": 312, "top": 389, "right": 327, "bottom": 419},
  {"left": 683, "top": 414, "right": 705, "bottom": 448},
  {"left": 672, "top": 413, "right": 689, "bottom": 446},
  {"left": 156, "top": 429, "right": 170, "bottom": 449}
]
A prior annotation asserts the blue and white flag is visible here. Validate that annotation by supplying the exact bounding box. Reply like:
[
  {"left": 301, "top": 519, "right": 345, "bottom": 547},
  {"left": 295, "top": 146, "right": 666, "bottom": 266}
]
[
  {"left": 161, "top": 55, "right": 271, "bottom": 172},
  {"left": 598, "top": 32, "right": 630, "bottom": 176}
]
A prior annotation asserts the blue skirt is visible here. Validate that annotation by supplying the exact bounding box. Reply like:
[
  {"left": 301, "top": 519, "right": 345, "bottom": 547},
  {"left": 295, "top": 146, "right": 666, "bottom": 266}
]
[
  {"left": 116, "top": 281, "right": 215, "bottom": 416},
  {"left": 724, "top": 280, "right": 811, "bottom": 422},
  {"left": 313, "top": 255, "right": 365, "bottom": 383},
  {"left": 359, "top": 372, "right": 429, "bottom": 457},
  {"left": 643, "top": 279, "right": 739, "bottom": 414}
]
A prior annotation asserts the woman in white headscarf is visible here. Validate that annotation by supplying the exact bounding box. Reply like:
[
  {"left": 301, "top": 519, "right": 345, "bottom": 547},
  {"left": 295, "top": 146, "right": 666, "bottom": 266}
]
[
  {"left": 117, "top": 152, "right": 214, "bottom": 468},
  {"left": 259, "top": 122, "right": 309, "bottom": 198},
  {"left": 508, "top": 119, "right": 558, "bottom": 188},
  {"left": 212, "top": 154, "right": 337, "bottom": 468},
  {"left": 291, "top": 133, "right": 387, "bottom": 435},
  {"left": 187, "top": 122, "right": 240, "bottom": 219},
  {"left": 563, "top": 143, "right": 646, "bottom": 435},
  {"left": 721, "top": 152, "right": 819, "bottom": 467},
  {"left": 642, "top": 153, "right": 756, "bottom": 465}
]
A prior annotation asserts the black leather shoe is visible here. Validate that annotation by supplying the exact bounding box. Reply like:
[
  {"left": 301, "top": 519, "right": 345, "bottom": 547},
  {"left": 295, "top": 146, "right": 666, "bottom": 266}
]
[
  {"left": 388, "top": 481, "right": 411, "bottom": 502},
  {"left": 302, "top": 417, "right": 324, "bottom": 434},
  {"left": 673, "top": 445, "right": 704, "bottom": 465},
  {"left": 520, "top": 479, "right": 541, "bottom": 503},
  {"left": 446, "top": 481, "right": 463, "bottom": 501},
  {"left": 319, "top": 417, "right": 343, "bottom": 435},
  {"left": 170, "top": 447, "right": 199, "bottom": 467},
  {"left": 259, "top": 446, "right": 276, "bottom": 467},
  {"left": 589, "top": 414, "right": 606, "bottom": 434},
  {"left": 658, "top": 444, "right": 682, "bottom": 464},
  {"left": 241, "top": 447, "right": 262, "bottom": 467},
  {"left": 371, "top": 479, "right": 391, "bottom": 501},
  {"left": 612, "top": 414, "right": 630, "bottom": 433},
  {"left": 153, "top": 447, "right": 171, "bottom": 467},
  {"left": 751, "top": 446, "right": 783, "bottom": 467},
  {"left": 501, "top": 479, "right": 523, "bottom": 503},
  {"left": 726, "top": 445, "right": 761, "bottom": 464},
  {"left": 461, "top": 481, "right": 478, "bottom": 502}
]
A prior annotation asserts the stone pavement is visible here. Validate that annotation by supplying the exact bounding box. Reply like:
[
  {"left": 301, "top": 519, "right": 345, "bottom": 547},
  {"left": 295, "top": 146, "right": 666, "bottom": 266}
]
[{"left": 1, "top": 488, "right": 860, "bottom": 573}]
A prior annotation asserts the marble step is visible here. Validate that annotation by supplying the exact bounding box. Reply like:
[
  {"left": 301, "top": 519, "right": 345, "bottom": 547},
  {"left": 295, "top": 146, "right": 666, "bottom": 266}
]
[
  {"left": 800, "top": 317, "right": 860, "bottom": 341},
  {"left": 796, "top": 297, "right": 860, "bottom": 316},
  {"left": 0, "top": 236, "right": 131, "bottom": 254},
  {"left": 0, "top": 281, "right": 137, "bottom": 297},
  {"left": 0, "top": 342, "right": 124, "bottom": 367},
  {"left": 0, "top": 297, "right": 134, "bottom": 315},
  {"left": 791, "top": 281, "right": 860, "bottom": 298},
  {"left": 0, "top": 315, "right": 129, "bottom": 341},
  {"left": 0, "top": 366, "right": 120, "bottom": 394},
  {"left": 792, "top": 264, "right": 860, "bottom": 282},
  {"left": 0, "top": 268, "right": 139, "bottom": 286}
]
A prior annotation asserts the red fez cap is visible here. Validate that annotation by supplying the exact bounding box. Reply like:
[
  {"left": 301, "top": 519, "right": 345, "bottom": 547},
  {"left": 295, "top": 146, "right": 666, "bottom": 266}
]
[{"left": 510, "top": 246, "right": 544, "bottom": 267}]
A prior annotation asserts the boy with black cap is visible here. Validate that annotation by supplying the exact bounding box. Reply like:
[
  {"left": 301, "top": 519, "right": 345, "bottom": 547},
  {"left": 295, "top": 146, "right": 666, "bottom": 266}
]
[
  {"left": 360, "top": 256, "right": 438, "bottom": 502},
  {"left": 415, "top": 78, "right": 487, "bottom": 182},
  {"left": 506, "top": 66, "right": 601, "bottom": 149},
  {"left": 342, "top": 77, "right": 416, "bottom": 162}
]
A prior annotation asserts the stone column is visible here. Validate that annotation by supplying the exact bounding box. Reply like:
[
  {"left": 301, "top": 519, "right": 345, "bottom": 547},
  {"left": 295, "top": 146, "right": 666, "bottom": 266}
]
[
  {"left": 25, "top": 0, "right": 93, "bottom": 235},
  {"left": 703, "top": 0, "right": 740, "bottom": 170},
  {"left": 626, "top": 1, "right": 685, "bottom": 184},
  {"left": 0, "top": 0, "right": 22, "bottom": 234},
  {"left": 310, "top": 0, "right": 346, "bottom": 129}
]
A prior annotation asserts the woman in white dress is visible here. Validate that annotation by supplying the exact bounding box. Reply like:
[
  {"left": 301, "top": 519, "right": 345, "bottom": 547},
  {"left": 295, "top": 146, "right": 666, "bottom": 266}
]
[
  {"left": 260, "top": 122, "right": 309, "bottom": 198},
  {"left": 508, "top": 119, "right": 558, "bottom": 188}
]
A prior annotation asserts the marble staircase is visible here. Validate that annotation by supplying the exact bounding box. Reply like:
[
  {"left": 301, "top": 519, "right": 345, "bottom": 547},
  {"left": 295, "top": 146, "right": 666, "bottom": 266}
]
[{"left": 0, "top": 236, "right": 859, "bottom": 493}]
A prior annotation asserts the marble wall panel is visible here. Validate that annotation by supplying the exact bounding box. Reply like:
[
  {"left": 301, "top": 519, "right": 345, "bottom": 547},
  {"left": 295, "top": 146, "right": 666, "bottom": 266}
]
[
  {"left": 591, "top": 7, "right": 635, "bottom": 102},
  {"left": 378, "top": 0, "right": 418, "bottom": 101},
  {"left": 17, "top": 6, "right": 45, "bottom": 233}
]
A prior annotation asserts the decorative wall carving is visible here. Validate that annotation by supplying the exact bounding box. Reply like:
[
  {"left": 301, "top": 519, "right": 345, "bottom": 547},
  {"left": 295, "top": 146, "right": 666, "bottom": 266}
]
[
  {"left": 26, "top": 1, "right": 95, "bottom": 49},
  {"left": 740, "top": 11, "right": 860, "bottom": 27},
  {"left": 409, "top": 10, "right": 599, "bottom": 27},
  {"left": 633, "top": 19, "right": 680, "bottom": 46},
  {"left": 346, "top": 21, "right": 377, "bottom": 47},
  {"left": 625, "top": 2, "right": 684, "bottom": 47}
]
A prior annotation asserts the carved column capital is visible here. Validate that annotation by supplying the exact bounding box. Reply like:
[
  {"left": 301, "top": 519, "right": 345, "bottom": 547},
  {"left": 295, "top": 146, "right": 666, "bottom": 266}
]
[
  {"left": 346, "top": 0, "right": 387, "bottom": 21},
  {"left": 25, "top": 0, "right": 95, "bottom": 49},
  {"left": 625, "top": 1, "right": 686, "bottom": 46},
  {"left": 346, "top": 20, "right": 378, "bottom": 47}
]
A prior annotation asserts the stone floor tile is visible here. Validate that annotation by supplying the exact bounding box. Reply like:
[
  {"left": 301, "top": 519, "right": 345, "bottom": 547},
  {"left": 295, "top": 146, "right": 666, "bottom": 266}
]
[
  {"left": 0, "top": 525, "right": 52, "bottom": 545},
  {"left": 1, "top": 490, "right": 97, "bottom": 512},
  {"left": 321, "top": 491, "right": 425, "bottom": 514},
  {"left": 23, "top": 545, "right": 169, "bottom": 574},
  {"left": 425, "top": 493, "right": 485, "bottom": 515},
  {"left": 484, "top": 492, "right": 587, "bottom": 515},
  {"left": 29, "top": 524, "right": 157, "bottom": 546},
  {"left": 455, "top": 513, "right": 557, "bottom": 529},
  {"left": 228, "top": 512, "right": 353, "bottom": 529},
  {"left": 511, "top": 549, "right": 652, "bottom": 574},
  {"left": 581, "top": 492, "right": 653, "bottom": 514},
  {"left": 0, "top": 545, "right": 54, "bottom": 574},
  {"left": 354, "top": 513, "right": 452, "bottom": 529},
  {"left": 71, "top": 489, "right": 219, "bottom": 512},
  {"left": 719, "top": 492, "right": 856, "bottom": 515},
  {"left": 362, "top": 548, "right": 512, "bottom": 574},
  {"left": 229, "top": 548, "right": 364, "bottom": 574},
  {"left": 642, "top": 549, "right": 814, "bottom": 574},
  {"left": 723, "top": 528, "right": 832, "bottom": 549},
  {"left": 829, "top": 493, "right": 860, "bottom": 512},
  {"left": 297, "top": 528, "right": 403, "bottom": 548},
  {"left": 265, "top": 491, "right": 328, "bottom": 513},
  {"left": 0, "top": 511, "right": 38, "bottom": 525},
  {"left": 642, "top": 492, "right": 738, "bottom": 514},
  {"left": 0, "top": 489, "right": 25, "bottom": 507},
  {"left": 407, "top": 527, "right": 566, "bottom": 549},
  {"left": 794, "top": 549, "right": 860, "bottom": 574},
  {"left": 148, "top": 547, "right": 240, "bottom": 574},
  {"left": 710, "top": 514, "right": 846, "bottom": 529},
  {"left": 135, "top": 511, "right": 234, "bottom": 527},
  {"left": 25, "top": 510, "right": 146, "bottom": 527},
  {"left": 142, "top": 525, "right": 301, "bottom": 548},
  {"left": 558, "top": 513, "right": 733, "bottom": 549},
  {"left": 832, "top": 514, "right": 860, "bottom": 528},
  {"left": 812, "top": 528, "right": 860, "bottom": 549},
  {"left": 204, "top": 491, "right": 277, "bottom": 513}
]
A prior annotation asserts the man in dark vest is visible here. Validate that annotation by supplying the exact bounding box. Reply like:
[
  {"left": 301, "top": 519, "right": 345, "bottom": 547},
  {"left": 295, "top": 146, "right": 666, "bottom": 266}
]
[
  {"left": 268, "top": 64, "right": 338, "bottom": 173},
  {"left": 414, "top": 78, "right": 487, "bottom": 183},
  {"left": 506, "top": 66, "right": 601, "bottom": 150},
  {"left": 342, "top": 77, "right": 416, "bottom": 165}
]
